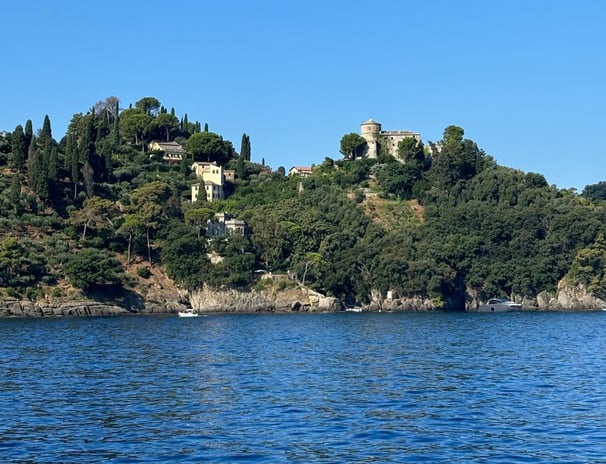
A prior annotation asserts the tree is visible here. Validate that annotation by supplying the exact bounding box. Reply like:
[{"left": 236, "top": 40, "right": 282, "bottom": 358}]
[
  {"left": 153, "top": 112, "right": 179, "bottom": 141},
  {"left": 236, "top": 154, "right": 245, "bottom": 180},
  {"left": 27, "top": 137, "right": 49, "bottom": 200},
  {"left": 376, "top": 163, "right": 422, "bottom": 199},
  {"left": 0, "top": 237, "right": 47, "bottom": 289},
  {"left": 240, "top": 133, "right": 251, "bottom": 161},
  {"left": 9, "top": 173, "right": 21, "bottom": 216},
  {"left": 186, "top": 131, "right": 234, "bottom": 165},
  {"left": 428, "top": 125, "right": 481, "bottom": 189},
  {"left": 65, "top": 132, "right": 80, "bottom": 198},
  {"left": 81, "top": 161, "right": 95, "bottom": 198},
  {"left": 11, "top": 125, "right": 27, "bottom": 170},
  {"left": 39, "top": 115, "right": 52, "bottom": 147},
  {"left": 161, "top": 222, "right": 210, "bottom": 290},
  {"left": 113, "top": 99, "right": 120, "bottom": 146},
  {"left": 24, "top": 120, "right": 33, "bottom": 152},
  {"left": 582, "top": 181, "right": 606, "bottom": 202},
  {"left": 119, "top": 108, "right": 153, "bottom": 145},
  {"left": 397, "top": 137, "right": 425, "bottom": 167},
  {"left": 340, "top": 133, "right": 367, "bottom": 160},
  {"left": 69, "top": 196, "right": 116, "bottom": 239},
  {"left": 128, "top": 181, "right": 172, "bottom": 265},
  {"left": 185, "top": 207, "right": 214, "bottom": 237},
  {"left": 135, "top": 96, "right": 161, "bottom": 115},
  {"left": 93, "top": 96, "right": 120, "bottom": 120},
  {"left": 63, "top": 248, "right": 124, "bottom": 291},
  {"left": 118, "top": 214, "right": 144, "bottom": 265},
  {"left": 566, "top": 234, "right": 606, "bottom": 295}
]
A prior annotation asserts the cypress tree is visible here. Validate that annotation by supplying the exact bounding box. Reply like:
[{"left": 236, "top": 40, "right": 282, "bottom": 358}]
[
  {"left": 204, "top": 122, "right": 208, "bottom": 132},
  {"left": 64, "top": 132, "right": 74, "bottom": 179},
  {"left": 240, "top": 133, "right": 251, "bottom": 161},
  {"left": 237, "top": 153, "right": 245, "bottom": 180},
  {"left": 113, "top": 99, "right": 120, "bottom": 146},
  {"left": 71, "top": 143, "right": 80, "bottom": 199},
  {"left": 40, "top": 115, "right": 52, "bottom": 147},
  {"left": 47, "top": 146, "right": 59, "bottom": 184},
  {"left": 11, "top": 125, "right": 27, "bottom": 170},
  {"left": 9, "top": 172, "right": 21, "bottom": 216},
  {"left": 24, "top": 119, "right": 33, "bottom": 151},
  {"left": 27, "top": 137, "right": 41, "bottom": 193}
]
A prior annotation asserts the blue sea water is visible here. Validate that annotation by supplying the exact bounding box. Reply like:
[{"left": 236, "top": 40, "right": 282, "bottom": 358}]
[{"left": 1, "top": 311, "right": 606, "bottom": 463}]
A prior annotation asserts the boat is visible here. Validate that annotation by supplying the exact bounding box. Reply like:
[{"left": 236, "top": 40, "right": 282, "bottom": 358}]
[
  {"left": 177, "top": 309, "right": 199, "bottom": 317},
  {"left": 478, "top": 298, "right": 522, "bottom": 312}
]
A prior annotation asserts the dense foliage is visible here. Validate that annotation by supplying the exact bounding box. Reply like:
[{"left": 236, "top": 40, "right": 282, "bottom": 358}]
[{"left": 1, "top": 97, "right": 606, "bottom": 308}]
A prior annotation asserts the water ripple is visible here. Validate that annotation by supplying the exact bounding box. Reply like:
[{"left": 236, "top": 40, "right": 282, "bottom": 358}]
[{"left": 2, "top": 312, "right": 606, "bottom": 462}]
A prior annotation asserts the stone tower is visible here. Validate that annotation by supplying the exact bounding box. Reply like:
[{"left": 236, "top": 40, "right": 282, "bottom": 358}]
[
  {"left": 360, "top": 118, "right": 381, "bottom": 159},
  {"left": 359, "top": 118, "right": 421, "bottom": 159}
]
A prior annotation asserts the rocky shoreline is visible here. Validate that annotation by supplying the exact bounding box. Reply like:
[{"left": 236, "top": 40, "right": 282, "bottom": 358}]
[{"left": 1, "top": 282, "right": 604, "bottom": 318}]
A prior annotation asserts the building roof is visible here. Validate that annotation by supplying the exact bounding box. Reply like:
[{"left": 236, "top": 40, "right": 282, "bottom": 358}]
[
  {"left": 151, "top": 141, "right": 187, "bottom": 154},
  {"left": 361, "top": 118, "right": 380, "bottom": 125}
]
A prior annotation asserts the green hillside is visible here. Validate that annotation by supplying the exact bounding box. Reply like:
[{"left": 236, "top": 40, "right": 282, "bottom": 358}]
[{"left": 1, "top": 96, "right": 606, "bottom": 309}]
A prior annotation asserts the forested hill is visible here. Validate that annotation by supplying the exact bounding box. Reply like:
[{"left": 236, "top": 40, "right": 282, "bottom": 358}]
[{"left": 1, "top": 96, "right": 606, "bottom": 310}]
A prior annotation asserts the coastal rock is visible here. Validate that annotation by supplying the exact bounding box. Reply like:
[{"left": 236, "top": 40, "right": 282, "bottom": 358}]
[
  {"left": 556, "top": 282, "right": 605, "bottom": 310},
  {"left": 0, "top": 300, "right": 134, "bottom": 317},
  {"left": 317, "top": 296, "right": 343, "bottom": 312},
  {"left": 381, "top": 296, "right": 436, "bottom": 311}
]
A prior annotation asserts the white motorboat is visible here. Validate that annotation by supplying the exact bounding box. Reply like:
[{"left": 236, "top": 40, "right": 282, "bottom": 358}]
[
  {"left": 177, "top": 309, "right": 199, "bottom": 317},
  {"left": 478, "top": 298, "right": 522, "bottom": 312}
]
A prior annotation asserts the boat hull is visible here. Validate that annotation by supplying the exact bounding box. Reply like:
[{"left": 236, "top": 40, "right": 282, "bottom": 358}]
[{"left": 178, "top": 311, "right": 199, "bottom": 317}]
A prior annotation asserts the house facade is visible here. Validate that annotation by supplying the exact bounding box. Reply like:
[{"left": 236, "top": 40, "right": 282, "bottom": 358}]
[
  {"left": 288, "top": 166, "right": 313, "bottom": 177},
  {"left": 207, "top": 212, "right": 248, "bottom": 237},
  {"left": 148, "top": 141, "right": 188, "bottom": 163},
  {"left": 191, "top": 162, "right": 236, "bottom": 202},
  {"left": 360, "top": 119, "right": 421, "bottom": 159}
]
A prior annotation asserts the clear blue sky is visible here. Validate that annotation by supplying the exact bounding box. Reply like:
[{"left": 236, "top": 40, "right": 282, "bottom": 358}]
[{"left": 1, "top": 0, "right": 605, "bottom": 190}]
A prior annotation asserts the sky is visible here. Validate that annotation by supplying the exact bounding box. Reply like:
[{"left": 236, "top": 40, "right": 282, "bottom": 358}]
[{"left": 1, "top": 0, "right": 605, "bottom": 191}]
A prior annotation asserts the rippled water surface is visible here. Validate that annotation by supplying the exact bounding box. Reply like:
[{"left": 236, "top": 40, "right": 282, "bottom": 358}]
[{"left": 2, "top": 311, "right": 606, "bottom": 463}]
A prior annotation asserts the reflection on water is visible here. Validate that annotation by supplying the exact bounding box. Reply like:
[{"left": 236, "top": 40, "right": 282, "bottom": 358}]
[{"left": 1, "top": 311, "right": 606, "bottom": 462}]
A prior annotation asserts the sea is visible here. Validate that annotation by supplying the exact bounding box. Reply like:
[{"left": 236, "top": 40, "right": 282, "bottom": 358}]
[{"left": 1, "top": 311, "right": 606, "bottom": 463}]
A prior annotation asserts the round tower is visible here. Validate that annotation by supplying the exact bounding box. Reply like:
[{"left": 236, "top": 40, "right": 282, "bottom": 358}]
[{"left": 360, "top": 118, "right": 381, "bottom": 158}]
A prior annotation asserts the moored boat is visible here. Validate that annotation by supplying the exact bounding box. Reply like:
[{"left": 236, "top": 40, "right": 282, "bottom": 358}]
[
  {"left": 177, "top": 309, "right": 199, "bottom": 317},
  {"left": 478, "top": 298, "right": 522, "bottom": 312}
]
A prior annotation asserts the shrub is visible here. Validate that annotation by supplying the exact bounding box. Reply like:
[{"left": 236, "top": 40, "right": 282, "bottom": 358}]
[
  {"left": 137, "top": 267, "right": 152, "bottom": 279},
  {"left": 63, "top": 248, "right": 125, "bottom": 291}
]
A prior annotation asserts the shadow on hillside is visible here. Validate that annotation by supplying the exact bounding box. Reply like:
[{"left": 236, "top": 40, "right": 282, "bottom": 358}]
[{"left": 84, "top": 285, "right": 145, "bottom": 313}]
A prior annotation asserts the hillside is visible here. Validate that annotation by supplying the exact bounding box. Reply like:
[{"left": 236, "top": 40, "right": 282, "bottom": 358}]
[{"left": 2, "top": 97, "right": 606, "bottom": 311}]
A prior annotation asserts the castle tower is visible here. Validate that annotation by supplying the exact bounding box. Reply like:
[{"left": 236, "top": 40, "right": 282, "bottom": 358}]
[{"left": 360, "top": 118, "right": 381, "bottom": 158}]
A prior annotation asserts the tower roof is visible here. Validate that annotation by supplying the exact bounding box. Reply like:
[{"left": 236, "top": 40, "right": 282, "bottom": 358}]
[{"left": 361, "top": 118, "right": 380, "bottom": 125}]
